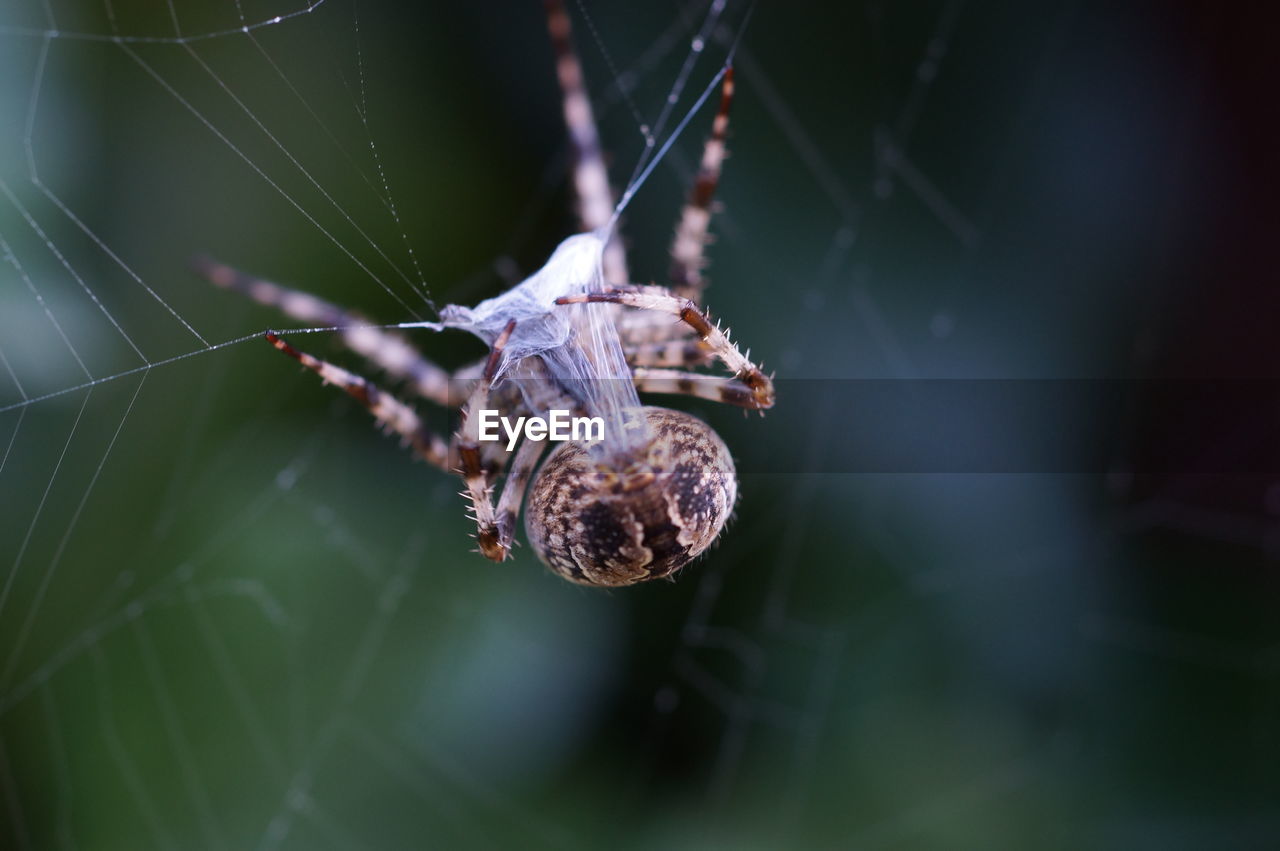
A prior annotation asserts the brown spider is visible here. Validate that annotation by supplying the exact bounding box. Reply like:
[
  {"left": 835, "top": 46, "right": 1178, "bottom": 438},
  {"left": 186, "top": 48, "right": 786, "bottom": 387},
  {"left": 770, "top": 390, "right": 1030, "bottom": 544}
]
[{"left": 195, "top": 1, "right": 773, "bottom": 586}]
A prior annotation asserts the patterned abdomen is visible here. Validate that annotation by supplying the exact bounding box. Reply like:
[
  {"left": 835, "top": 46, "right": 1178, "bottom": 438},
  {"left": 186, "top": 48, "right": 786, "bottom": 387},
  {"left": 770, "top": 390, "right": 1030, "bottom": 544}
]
[{"left": 525, "top": 407, "right": 737, "bottom": 586}]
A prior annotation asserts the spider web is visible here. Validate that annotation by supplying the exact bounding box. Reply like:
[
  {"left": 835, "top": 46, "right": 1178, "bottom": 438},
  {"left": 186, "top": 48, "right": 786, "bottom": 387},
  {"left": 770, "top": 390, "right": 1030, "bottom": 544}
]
[{"left": 2, "top": 1, "right": 1277, "bottom": 848}]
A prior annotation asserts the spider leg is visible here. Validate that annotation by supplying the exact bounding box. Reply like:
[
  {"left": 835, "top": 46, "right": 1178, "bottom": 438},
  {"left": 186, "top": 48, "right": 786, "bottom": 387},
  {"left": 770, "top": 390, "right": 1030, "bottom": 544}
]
[
  {"left": 493, "top": 438, "right": 550, "bottom": 557},
  {"left": 195, "top": 257, "right": 452, "bottom": 406},
  {"left": 616, "top": 308, "right": 698, "bottom": 346},
  {"left": 625, "top": 338, "right": 713, "bottom": 368},
  {"left": 669, "top": 67, "right": 735, "bottom": 301},
  {"left": 630, "top": 367, "right": 768, "bottom": 410},
  {"left": 264, "top": 333, "right": 452, "bottom": 470},
  {"left": 555, "top": 289, "right": 774, "bottom": 409},
  {"left": 456, "top": 320, "right": 518, "bottom": 561},
  {"left": 544, "top": 0, "right": 629, "bottom": 284},
  {"left": 614, "top": 69, "right": 734, "bottom": 342}
]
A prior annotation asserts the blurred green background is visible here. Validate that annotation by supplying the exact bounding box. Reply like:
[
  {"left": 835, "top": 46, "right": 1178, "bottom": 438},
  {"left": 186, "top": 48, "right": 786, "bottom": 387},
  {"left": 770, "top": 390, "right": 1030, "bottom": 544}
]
[{"left": 1, "top": 1, "right": 1277, "bottom": 848}]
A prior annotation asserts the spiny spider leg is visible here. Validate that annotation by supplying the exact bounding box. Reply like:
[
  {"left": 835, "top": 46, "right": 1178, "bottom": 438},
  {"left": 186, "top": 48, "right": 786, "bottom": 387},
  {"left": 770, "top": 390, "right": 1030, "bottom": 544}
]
[
  {"left": 456, "top": 320, "right": 518, "bottom": 561},
  {"left": 630, "top": 367, "right": 769, "bottom": 410},
  {"left": 264, "top": 333, "right": 452, "bottom": 470},
  {"left": 195, "top": 257, "right": 452, "bottom": 406},
  {"left": 556, "top": 289, "right": 775, "bottom": 408},
  {"left": 545, "top": 0, "right": 629, "bottom": 285},
  {"left": 669, "top": 67, "right": 735, "bottom": 301}
]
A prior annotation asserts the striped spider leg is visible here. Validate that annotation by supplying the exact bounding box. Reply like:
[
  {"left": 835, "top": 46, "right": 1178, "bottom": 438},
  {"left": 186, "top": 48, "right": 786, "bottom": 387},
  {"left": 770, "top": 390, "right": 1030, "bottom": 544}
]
[
  {"left": 194, "top": 257, "right": 455, "bottom": 406},
  {"left": 617, "top": 65, "right": 736, "bottom": 355},
  {"left": 454, "top": 320, "right": 535, "bottom": 561},
  {"left": 558, "top": 286, "right": 775, "bottom": 411},
  {"left": 545, "top": 0, "right": 628, "bottom": 285},
  {"left": 624, "top": 338, "right": 713, "bottom": 368},
  {"left": 196, "top": 258, "right": 460, "bottom": 466},
  {"left": 668, "top": 67, "right": 736, "bottom": 302},
  {"left": 260, "top": 331, "right": 453, "bottom": 471}
]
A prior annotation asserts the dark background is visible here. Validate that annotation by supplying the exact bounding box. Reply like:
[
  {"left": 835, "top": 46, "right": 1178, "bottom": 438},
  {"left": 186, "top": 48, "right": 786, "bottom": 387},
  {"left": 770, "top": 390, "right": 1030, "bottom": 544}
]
[{"left": 1, "top": 1, "right": 1277, "bottom": 847}]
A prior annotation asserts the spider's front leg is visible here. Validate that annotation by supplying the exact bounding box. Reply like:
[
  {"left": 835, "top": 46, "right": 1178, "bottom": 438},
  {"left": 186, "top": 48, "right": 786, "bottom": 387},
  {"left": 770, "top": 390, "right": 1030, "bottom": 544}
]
[
  {"left": 263, "top": 333, "right": 453, "bottom": 469},
  {"left": 669, "top": 67, "right": 735, "bottom": 301},
  {"left": 544, "top": 0, "right": 628, "bottom": 285},
  {"left": 556, "top": 288, "right": 775, "bottom": 410},
  {"left": 455, "top": 320, "right": 523, "bottom": 561},
  {"left": 194, "top": 258, "right": 452, "bottom": 406},
  {"left": 628, "top": 368, "right": 771, "bottom": 410}
]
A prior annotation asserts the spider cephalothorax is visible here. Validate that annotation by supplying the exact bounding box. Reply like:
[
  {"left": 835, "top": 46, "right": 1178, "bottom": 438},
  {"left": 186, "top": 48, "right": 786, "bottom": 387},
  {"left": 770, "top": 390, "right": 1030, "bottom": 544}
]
[
  {"left": 199, "top": 1, "right": 772, "bottom": 586},
  {"left": 526, "top": 407, "right": 737, "bottom": 586}
]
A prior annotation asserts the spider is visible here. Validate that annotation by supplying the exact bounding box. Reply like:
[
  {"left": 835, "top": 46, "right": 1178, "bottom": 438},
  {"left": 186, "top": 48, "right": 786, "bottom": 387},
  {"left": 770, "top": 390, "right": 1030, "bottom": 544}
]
[{"left": 195, "top": 0, "right": 774, "bottom": 586}]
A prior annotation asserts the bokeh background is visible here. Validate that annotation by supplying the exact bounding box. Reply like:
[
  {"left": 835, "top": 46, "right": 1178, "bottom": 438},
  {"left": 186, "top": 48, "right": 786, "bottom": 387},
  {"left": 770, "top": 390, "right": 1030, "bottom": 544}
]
[{"left": 1, "top": 1, "right": 1278, "bottom": 848}]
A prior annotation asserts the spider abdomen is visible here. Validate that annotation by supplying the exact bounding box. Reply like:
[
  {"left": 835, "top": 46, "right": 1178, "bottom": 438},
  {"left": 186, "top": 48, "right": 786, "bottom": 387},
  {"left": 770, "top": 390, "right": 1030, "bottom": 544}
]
[{"left": 525, "top": 407, "right": 737, "bottom": 586}]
